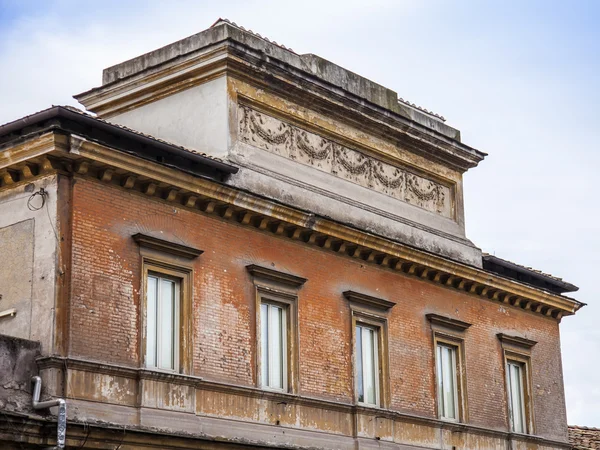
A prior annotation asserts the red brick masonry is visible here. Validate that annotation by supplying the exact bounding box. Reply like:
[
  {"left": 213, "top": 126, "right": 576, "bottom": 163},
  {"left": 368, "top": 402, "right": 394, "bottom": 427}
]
[{"left": 68, "top": 176, "right": 569, "bottom": 442}]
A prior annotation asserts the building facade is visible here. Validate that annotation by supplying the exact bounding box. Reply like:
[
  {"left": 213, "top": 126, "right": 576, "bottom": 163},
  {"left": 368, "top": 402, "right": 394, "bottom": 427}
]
[{"left": 0, "top": 19, "right": 583, "bottom": 449}]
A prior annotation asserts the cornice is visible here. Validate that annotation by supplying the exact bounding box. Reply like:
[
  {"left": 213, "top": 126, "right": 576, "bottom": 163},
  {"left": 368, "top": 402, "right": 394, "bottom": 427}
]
[
  {"left": 76, "top": 47, "right": 229, "bottom": 119},
  {"left": 0, "top": 132, "right": 68, "bottom": 186},
  {"left": 0, "top": 132, "right": 582, "bottom": 320},
  {"left": 497, "top": 333, "right": 537, "bottom": 349},
  {"left": 246, "top": 264, "right": 307, "bottom": 288},
  {"left": 343, "top": 291, "right": 395, "bottom": 311},
  {"left": 76, "top": 42, "right": 484, "bottom": 172},
  {"left": 132, "top": 233, "right": 203, "bottom": 259},
  {"left": 426, "top": 313, "right": 472, "bottom": 332},
  {"left": 1, "top": 412, "right": 571, "bottom": 450}
]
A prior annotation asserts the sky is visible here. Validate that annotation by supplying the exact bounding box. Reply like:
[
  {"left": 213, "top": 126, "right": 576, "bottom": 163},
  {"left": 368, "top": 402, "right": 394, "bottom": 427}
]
[{"left": 1, "top": 0, "right": 598, "bottom": 426}]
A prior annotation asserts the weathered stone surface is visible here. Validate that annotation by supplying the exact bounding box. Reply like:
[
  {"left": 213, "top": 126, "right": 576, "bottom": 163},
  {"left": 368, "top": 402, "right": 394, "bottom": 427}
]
[
  {"left": 239, "top": 105, "right": 453, "bottom": 218},
  {"left": 0, "top": 334, "right": 40, "bottom": 413},
  {"left": 97, "top": 20, "right": 461, "bottom": 141}
]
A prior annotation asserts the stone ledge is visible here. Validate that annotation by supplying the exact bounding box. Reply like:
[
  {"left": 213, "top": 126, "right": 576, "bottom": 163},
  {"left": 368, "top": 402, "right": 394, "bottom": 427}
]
[{"left": 30, "top": 357, "right": 573, "bottom": 450}]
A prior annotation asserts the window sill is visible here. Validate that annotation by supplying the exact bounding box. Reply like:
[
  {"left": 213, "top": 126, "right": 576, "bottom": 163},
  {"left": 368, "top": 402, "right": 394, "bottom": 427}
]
[
  {"left": 259, "top": 386, "right": 293, "bottom": 395},
  {"left": 439, "top": 416, "right": 461, "bottom": 424},
  {"left": 356, "top": 402, "right": 382, "bottom": 410},
  {"left": 138, "top": 368, "right": 202, "bottom": 386}
]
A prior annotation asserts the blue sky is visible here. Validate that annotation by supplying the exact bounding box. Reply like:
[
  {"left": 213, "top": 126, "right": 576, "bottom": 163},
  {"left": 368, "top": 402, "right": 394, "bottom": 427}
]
[{"left": 1, "top": 0, "right": 599, "bottom": 426}]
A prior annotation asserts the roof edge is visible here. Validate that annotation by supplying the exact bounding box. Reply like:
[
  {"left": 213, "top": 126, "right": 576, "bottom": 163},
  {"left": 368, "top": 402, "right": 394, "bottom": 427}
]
[
  {"left": 483, "top": 254, "right": 578, "bottom": 294},
  {"left": 0, "top": 106, "right": 239, "bottom": 175}
]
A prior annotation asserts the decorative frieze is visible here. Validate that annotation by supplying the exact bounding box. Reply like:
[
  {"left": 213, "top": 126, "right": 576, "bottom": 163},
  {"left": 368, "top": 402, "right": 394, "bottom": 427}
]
[{"left": 239, "top": 106, "right": 453, "bottom": 218}]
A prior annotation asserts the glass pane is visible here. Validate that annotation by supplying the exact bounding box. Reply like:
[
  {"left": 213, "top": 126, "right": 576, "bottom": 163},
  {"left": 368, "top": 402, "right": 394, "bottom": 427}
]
[
  {"left": 356, "top": 325, "right": 364, "bottom": 402},
  {"left": 270, "top": 305, "right": 284, "bottom": 389},
  {"left": 509, "top": 363, "right": 525, "bottom": 433},
  {"left": 440, "top": 345, "right": 457, "bottom": 419},
  {"left": 436, "top": 345, "right": 444, "bottom": 416},
  {"left": 146, "top": 276, "right": 158, "bottom": 368},
  {"left": 507, "top": 364, "right": 515, "bottom": 427},
  {"left": 261, "top": 303, "right": 269, "bottom": 387},
  {"left": 159, "top": 279, "right": 175, "bottom": 370},
  {"left": 363, "top": 327, "right": 377, "bottom": 405}
]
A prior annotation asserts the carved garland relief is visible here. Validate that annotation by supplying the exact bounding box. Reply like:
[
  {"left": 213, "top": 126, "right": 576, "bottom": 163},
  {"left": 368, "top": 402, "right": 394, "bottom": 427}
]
[{"left": 239, "top": 106, "right": 452, "bottom": 218}]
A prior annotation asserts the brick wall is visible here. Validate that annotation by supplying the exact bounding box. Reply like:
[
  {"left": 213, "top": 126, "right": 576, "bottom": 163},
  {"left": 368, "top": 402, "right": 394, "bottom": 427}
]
[{"left": 68, "top": 176, "right": 568, "bottom": 441}]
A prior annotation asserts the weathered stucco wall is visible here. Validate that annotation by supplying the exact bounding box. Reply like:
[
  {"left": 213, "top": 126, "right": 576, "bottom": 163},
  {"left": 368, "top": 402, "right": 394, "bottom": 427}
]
[
  {"left": 0, "top": 176, "right": 58, "bottom": 353},
  {"left": 0, "top": 334, "right": 40, "bottom": 413},
  {"left": 225, "top": 77, "right": 481, "bottom": 266},
  {"left": 110, "top": 76, "right": 229, "bottom": 157},
  {"left": 62, "top": 177, "right": 568, "bottom": 448}
]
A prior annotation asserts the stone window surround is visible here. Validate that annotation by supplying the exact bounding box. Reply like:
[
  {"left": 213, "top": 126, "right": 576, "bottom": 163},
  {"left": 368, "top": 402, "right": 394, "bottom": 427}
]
[
  {"left": 344, "top": 291, "right": 394, "bottom": 409},
  {"left": 247, "top": 265, "right": 306, "bottom": 395},
  {"left": 134, "top": 233, "right": 200, "bottom": 375},
  {"left": 426, "top": 313, "right": 471, "bottom": 423},
  {"left": 498, "top": 333, "right": 537, "bottom": 435}
]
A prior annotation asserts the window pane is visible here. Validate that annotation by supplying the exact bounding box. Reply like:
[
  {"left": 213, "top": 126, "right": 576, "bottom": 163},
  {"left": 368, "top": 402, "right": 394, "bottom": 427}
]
[
  {"left": 270, "top": 305, "right": 284, "bottom": 389},
  {"left": 356, "top": 325, "right": 364, "bottom": 403},
  {"left": 261, "top": 303, "right": 269, "bottom": 387},
  {"left": 261, "top": 303, "right": 287, "bottom": 390},
  {"left": 146, "top": 276, "right": 158, "bottom": 368},
  {"left": 159, "top": 279, "right": 175, "bottom": 370},
  {"left": 362, "top": 327, "right": 377, "bottom": 405},
  {"left": 436, "top": 345, "right": 444, "bottom": 415},
  {"left": 509, "top": 363, "right": 525, "bottom": 433},
  {"left": 440, "top": 345, "right": 457, "bottom": 419}
]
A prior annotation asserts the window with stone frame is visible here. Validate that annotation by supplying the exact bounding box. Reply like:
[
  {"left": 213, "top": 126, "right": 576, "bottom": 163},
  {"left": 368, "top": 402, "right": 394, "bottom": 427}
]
[
  {"left": 247, "top": 265, "right": 305, "bottom": 394},
  {"left": 426, "top": 314, "right": 471, "bottom": 423},
  {"left": 133, "top": 233, "right": 201, "bottom": 374},
  {"left": 498, "top": 333, "right": 536, "bottom": 434},
  {"left": 344, "top": 291, "right": 394, "bottom": 408}
]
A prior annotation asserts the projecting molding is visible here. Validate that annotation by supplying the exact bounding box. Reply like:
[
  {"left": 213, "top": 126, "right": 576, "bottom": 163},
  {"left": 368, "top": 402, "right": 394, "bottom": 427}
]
[
  {"left": 497, "top": 333, "right": 537, "bottom": 349},
  {"left": 343, "top": 291, "right": 396, "bottom": 311},
  {"left": 426, "top": 313, "right": 472, "bottom": 332},
  {"left": 132, "top": 233, "right": 203, "bottom": 259},
  {"left": 0, "top": 131, "right": 583, "bottom": 320},
  {"left": 246, "top": 264, "right": 307, "bottom": 288}
]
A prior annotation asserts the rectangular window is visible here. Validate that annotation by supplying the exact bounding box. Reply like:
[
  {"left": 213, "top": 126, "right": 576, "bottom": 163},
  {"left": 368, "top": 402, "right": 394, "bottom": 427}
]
[
  {"left": 260, "top": 302, "right": 288, "bottom": 391},
  {"left": 507, "top": 361, "right": 527, "bottom": 433},
  {"left": 427, "top": 314, "right": 471, "bottom": 423},
  {"left": 146, "top": 273, "right": 180, "bottom": 371},
  {"left": 436, "top": 343, "right": 459, "bottom": 420},
  {"left": 355, "top": 324, "right": 379, "bottom": 406}
]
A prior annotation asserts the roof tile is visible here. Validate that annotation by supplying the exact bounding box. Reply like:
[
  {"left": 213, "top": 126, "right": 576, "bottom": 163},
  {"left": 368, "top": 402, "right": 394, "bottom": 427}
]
[
  {"left": 570, "top": 425, "right": 600, "bottom": 449},
  {"left": 482, "top": 252, "right": 566, "bottom": 284}
]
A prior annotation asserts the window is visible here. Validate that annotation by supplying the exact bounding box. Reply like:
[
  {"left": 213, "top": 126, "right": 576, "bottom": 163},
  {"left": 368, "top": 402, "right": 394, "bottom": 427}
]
[
  {"left": 134, "top": 233, "right": 199, "bottom": 375},
  {"left": 146, "top": 273, "right": 180, "bottom": 371},
  {"left": 436, "top": 343, "right": 459, "bottom": 420},
  {"left": 355, "top": 324, "right": 379, "bottom": 405},
  {"left": 506, "top": 360, "right": 527, "bottom": 433},
  {"left": 344, "top": 291, "right": 394, "bottom": 408},
  {"left": 260, "top": 302, "right": 288, "bottom": 391},
  {"left": 426, "top": 314, "right": 471, "bottom": 422},
  {"left": 247, "top": 264, "right": 305, "bottom": 394},
  {"left": 497, "top": 333, "right": 536, "bottom": 434}
]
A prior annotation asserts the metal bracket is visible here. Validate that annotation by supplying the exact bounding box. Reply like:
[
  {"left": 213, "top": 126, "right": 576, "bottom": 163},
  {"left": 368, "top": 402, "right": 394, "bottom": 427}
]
[{"left": 0, "top": 308, "right": 16, "bottom": 319}]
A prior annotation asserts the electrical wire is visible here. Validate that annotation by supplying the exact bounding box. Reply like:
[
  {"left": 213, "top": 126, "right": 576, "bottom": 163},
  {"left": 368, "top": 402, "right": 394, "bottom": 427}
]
[
  {"left": 27, "top": 187, "right": 46, "bottom": 211},
  {"left": 27, "top": 187, "right": 60, "bottom": 243}
]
